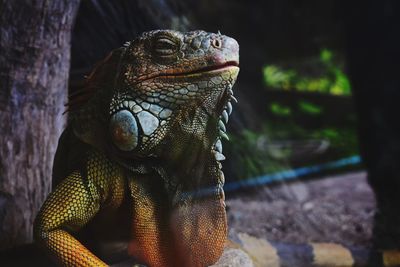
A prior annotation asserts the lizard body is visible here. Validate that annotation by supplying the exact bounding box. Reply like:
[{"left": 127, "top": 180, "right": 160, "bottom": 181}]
[
  {"left": 33, "top": 29, "right": 400, "bottom": 267},
  {"left": 35, "top": 30, "right": 239, "bottom": 267}
]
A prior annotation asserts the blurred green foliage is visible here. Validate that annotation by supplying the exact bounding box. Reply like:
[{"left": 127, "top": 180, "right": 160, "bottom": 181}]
[
  {"left": 226, "top": 129, "right": 290, "bottom": 178},
  {"left": 224, "top": 49, "right": 359, "bottom": 182},
  {"left": 226, "top": 48, "right": 359, "bottom": 181},
  {"left": 263, "top": 49, "right": 351, "bottom": 95},
  {"left": 268, "top": 101, "right": 324, "bottom": 117},
  {"left": 269, "top": 102, "right": 292, "bottom": 116},
  {"left": 226, "top": 122, "right": 359, "bottom": 179},
  {"left": 298, "top": 100, "right": 323, "bottom": 115}
]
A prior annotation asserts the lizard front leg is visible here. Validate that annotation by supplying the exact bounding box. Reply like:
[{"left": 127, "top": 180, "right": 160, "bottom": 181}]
[{"left": 34, "top": 170, "right": 107, "bottom": 267}]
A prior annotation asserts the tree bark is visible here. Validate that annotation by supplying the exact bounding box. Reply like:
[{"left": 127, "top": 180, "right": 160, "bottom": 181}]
[{"left": 0, "top": 0, "right": 80, "bottom": 249}]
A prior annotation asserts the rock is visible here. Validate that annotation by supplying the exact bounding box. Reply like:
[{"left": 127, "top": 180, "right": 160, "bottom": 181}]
[{"left": 211, "top": 248, "right": 254, "bottom": 267}]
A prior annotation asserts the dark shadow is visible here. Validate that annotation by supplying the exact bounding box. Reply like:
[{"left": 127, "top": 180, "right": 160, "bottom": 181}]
[{"left": 344, "top": 0, "right": 400, "bottom": 251}]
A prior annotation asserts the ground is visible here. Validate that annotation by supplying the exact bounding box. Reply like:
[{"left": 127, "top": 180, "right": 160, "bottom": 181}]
[{"left": 227, "top": 171, "right": 375, "bottom": 248}]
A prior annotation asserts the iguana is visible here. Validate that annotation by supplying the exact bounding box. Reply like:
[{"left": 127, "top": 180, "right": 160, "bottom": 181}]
[
  {"left": 34, "top": 29, "right": 239, "bottom": 267},
  {"left": 34, "top": 29, "right": 400, "bottom": 267}
]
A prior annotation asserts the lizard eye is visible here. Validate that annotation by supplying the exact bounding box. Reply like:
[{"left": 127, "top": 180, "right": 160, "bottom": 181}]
[{"left": 154, "top": 37, "right": 178, "bottom": 56}]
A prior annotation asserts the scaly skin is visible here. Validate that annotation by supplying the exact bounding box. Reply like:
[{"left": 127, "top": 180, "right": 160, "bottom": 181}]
[
  {"left": 34, "top": 30, "right": 239, "bottom": 267},
  {"left": 31, "top": 29, "right": 400, "bottom": 267}
]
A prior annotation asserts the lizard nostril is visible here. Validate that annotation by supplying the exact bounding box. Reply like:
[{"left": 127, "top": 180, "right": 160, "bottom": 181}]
[{"left": 211, "top": 38, "right": 222, "bottom": 49}]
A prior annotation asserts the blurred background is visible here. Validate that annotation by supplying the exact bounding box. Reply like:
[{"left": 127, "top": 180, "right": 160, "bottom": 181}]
[{"left": 1, "top": 0, "right": 400, "bottom": 262}]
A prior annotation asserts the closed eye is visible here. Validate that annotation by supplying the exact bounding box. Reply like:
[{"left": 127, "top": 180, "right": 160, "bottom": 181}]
[{"left": 154, "top": 38, "right": 178, "bottom": 56}]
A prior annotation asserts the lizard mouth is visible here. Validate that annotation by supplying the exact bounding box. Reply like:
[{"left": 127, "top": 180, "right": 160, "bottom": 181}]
[
  {"left": 160, "top": 61, "right": 239, "bottom": 78},
  {"left": 137, "top": 61, "right": 239, "bottom": 82}
]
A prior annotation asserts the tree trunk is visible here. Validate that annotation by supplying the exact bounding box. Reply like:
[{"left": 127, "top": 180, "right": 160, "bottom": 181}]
[
  {"left": 0, "top": 0, "right": 80, "bottom": 249},
  {"left": 345, "top": 0, "right": 400, "bottom": 249}
]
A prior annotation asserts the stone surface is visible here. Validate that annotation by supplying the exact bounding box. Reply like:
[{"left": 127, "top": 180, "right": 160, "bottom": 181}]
[
  {"left": 227, "top": 171, "right": 375, "bottom": 248},
  {"left": 211, "top": 248, "right": 254, "bottom": 267}
]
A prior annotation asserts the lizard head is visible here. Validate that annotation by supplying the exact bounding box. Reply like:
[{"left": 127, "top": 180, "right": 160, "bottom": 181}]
[
  {"left": 71, "top": 29, "right": 239, "bottom": 186},
  {"left": 107, "top": 30, "right": 239, "bottom": 176}
]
